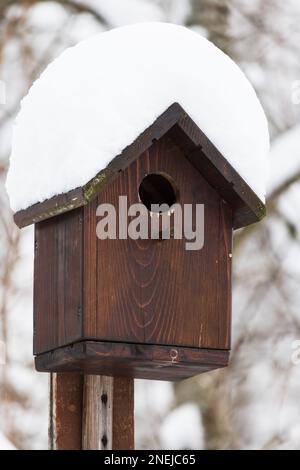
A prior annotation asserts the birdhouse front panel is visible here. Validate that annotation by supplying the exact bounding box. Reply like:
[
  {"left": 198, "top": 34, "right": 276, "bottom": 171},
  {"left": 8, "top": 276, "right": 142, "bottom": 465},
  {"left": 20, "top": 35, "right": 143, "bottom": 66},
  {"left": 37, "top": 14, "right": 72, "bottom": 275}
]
[{"left": 83, "top": 134, "right": 232, "bottom": 350}]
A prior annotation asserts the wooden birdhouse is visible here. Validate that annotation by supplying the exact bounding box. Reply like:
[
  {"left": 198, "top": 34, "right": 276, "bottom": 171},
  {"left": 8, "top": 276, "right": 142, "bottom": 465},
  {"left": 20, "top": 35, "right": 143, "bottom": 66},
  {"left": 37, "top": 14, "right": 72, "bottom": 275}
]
[{"left": 14, "top": 103, "right": 265, "bottom": 381}]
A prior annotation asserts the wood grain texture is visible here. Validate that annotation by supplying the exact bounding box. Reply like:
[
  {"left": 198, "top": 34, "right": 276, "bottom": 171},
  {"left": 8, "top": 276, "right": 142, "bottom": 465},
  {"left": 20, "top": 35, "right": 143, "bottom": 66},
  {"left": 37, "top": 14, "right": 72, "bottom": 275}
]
[
  {"left": 83, "top": 200, "right": 97, "bottom": 341},
  {"left": 82, "top": 375, "right": 113, "bottom": 450},
  {"left": 14, "top": 103, "right": 265, "bottom": 230},
  {"left": 49, "top": 372, "right": 83, "bottom": 450},
  {"left": 113, "top": 377, "right": 134, "bottom": 450},
  {"left": 49, "top": 373, "right": 134, "bottom": 450},
  {"left": 33, "top": 115, "right": 236, "bottom": 378},
  {"left": 36, "top": 341, "right": 229, "bottom": 381},
  {"left": 84, "top": 134, "right": 232, "bottom": 350},
  {"left": 34, "top": 208, "right": 84, "bottom": 354},
  {"left": 34, "top": 133, "right": 232, "bottom": 372},
  {"left": 82, "top": 376, "right": 134, "bottom": 450}
]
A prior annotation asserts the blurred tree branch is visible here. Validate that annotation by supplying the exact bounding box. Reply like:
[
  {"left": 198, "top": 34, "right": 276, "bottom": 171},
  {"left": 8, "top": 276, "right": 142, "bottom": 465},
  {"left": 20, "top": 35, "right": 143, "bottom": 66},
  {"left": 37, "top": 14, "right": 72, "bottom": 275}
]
[
  {"left": 46, "top": 0, "right": 111, "bottom": 26},
  {"left": 0, "top": 0, "right": 110, "bottom": 26},
  {"left": 187, "top": 0, "right": 232, "bottom": 55},
  {"left": 268, "top": 170, "right": 300, "bottom": 205}
]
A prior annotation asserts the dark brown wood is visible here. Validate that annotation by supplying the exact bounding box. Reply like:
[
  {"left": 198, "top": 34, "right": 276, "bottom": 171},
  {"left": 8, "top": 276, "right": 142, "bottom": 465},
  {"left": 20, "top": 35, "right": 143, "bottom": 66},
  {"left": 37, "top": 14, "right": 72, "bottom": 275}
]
[
  {"left": 49, "top": 372, "right": 83, "bottom": 450},
  {"left": 34, "top": 207, "right": 83, "bottom": 354},
  {"left": 82, "top": 196, "right": 98, "bottom": 342},
  {"left": 36, "top": 341, "right": 229, "bottom": 381},
  {"left": 113, "top": 377, "right": 134, "bottom": 450},
  {"left": 84, "top": 135, "right": 232, "bottom": 350},
  {"left": 49, "top": 373, "right": 133, "bottom": 450},
  {"left": 14, "top": 103, "right": 265, "bottom": 230},
  {"left": 15, "top": 187, "right": 86, "bottom": 229},
  {"left": 34, "top": 134, "right": 232, "bottom": 379},
  {"left": 168, "top": 117, "right": 265, "bottom": 229},
  {"left": 21, "top": 102, "right": 255, "bottom": 448}
]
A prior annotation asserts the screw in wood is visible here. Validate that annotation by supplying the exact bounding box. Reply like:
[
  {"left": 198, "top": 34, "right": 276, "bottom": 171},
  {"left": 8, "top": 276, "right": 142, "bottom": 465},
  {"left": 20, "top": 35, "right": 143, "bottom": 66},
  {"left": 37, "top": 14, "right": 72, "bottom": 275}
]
[
  {"left": 101, "top": 434, "right": 108, "bottom": 447},
  {"left": 101, "top": 393, "right": 108, "bottom": 405}
]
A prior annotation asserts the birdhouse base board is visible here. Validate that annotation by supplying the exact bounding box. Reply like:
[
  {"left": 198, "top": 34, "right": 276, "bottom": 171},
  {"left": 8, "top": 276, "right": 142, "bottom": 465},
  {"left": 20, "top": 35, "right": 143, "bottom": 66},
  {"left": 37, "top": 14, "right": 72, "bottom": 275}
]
[{"left": 35, "top": 340, "right": 229, "bottom": 381}]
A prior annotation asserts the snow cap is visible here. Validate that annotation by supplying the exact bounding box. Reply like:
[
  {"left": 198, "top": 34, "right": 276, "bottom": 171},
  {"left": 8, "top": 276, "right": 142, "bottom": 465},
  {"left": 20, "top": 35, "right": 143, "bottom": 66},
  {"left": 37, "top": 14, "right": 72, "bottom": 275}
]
[{"left": 6, "top": 22, "right": 269, "bottom": 211}]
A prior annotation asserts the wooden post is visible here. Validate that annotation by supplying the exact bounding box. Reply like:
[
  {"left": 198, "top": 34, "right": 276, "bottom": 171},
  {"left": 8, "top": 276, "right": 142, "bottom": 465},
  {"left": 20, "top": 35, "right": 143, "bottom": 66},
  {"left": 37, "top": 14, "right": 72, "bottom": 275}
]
[
  {"left": 82, "top": 375, "right": 113, "bottom": 450},
  {"left": 49, "top": 373, "right": 134, "bottom": 450},
  {"left": 112, "top": 377, "right": 135, "bottom": 450},
  {"left": 49, "top": 373, "right": 83, "bottom": 450}
]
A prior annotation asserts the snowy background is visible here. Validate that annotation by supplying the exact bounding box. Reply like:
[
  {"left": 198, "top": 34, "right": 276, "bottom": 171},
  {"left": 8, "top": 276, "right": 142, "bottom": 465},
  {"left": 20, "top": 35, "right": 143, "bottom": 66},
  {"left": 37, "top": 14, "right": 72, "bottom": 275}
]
[{"left": 1, "top": 0, "right": 300, "bottom": 450}]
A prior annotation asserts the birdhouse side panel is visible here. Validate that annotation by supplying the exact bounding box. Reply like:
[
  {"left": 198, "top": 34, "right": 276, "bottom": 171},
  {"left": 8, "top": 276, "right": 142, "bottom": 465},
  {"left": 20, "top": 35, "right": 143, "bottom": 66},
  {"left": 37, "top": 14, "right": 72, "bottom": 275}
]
[{"left": 34, "top": 207, "right": 84, "bottom": 354}]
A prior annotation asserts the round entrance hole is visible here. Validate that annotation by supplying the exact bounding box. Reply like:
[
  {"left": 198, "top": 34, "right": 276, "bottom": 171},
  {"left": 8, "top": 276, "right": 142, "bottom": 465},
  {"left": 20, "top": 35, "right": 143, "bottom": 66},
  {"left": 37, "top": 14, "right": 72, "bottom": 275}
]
[{"left": 138, "top": 173, "right": 178, "bottom": 213}]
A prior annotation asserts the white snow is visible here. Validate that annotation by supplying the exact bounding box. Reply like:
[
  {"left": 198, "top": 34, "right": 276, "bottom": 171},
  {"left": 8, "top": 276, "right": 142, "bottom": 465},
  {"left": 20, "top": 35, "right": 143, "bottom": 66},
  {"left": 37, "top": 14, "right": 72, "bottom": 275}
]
[{"left": 6, "top": 22, "right": 269, "bottom": 211}]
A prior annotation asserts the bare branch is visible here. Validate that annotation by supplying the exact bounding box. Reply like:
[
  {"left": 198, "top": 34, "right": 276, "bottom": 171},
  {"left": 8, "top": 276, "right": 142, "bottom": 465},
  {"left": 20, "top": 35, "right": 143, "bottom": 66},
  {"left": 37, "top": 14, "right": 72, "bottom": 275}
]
[
  {"left": 0, "top": 0, "right": 17, "bottom": 19},
  {"left": 47, "top": 0, "right": 111, "bottom": 27},
  {"left": 0, "top": 0, "right": 111, "bottom": 27},
  {"left": 268, "top": 169, "right": 300, "bottom": 204}
]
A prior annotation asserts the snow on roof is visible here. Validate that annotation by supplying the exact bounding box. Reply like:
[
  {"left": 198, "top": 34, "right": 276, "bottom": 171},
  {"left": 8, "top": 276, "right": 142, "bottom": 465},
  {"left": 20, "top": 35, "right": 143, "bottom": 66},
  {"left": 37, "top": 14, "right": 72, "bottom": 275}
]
[{"left": 6, "top": 22, "right": 269, "bottom": 212}]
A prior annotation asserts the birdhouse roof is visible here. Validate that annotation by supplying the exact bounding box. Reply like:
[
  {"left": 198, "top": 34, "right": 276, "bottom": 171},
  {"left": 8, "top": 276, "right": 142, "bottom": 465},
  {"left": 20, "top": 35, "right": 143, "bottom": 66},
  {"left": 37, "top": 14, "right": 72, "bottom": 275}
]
[
  {"left": 13, "top": 103, "right": 265, "bottom": 229},
  {"left": 6, "top": 23, "right": 269, "bottom": 228}
]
